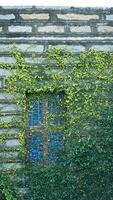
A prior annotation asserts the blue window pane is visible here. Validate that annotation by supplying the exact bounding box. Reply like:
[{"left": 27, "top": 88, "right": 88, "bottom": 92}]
[
  {"left": 48, "top": 132, "right": 63, "bottom": 161},
  {"left": 48, "top": 94, "right": 64, "bottom": 125},
  {"left": 29, "top": 134, "right": 43, "bottom": 162},
  {"left": 29, "top": 103, "right": 43, "bottom": 127}
]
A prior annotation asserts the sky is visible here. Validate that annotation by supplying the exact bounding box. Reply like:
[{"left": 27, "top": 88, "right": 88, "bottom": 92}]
[{"left": 0, "top": 0, "right": 113, "bottom": 7}]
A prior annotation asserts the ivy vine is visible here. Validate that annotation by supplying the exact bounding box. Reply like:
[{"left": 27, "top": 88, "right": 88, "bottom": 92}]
[{"left": 0, "top": 45, "right": 113, "bottom": 200}]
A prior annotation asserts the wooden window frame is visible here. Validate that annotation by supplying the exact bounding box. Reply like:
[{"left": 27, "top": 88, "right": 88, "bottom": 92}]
[{"left": 25, "top": 92, "right": 65, "bottom": 165}]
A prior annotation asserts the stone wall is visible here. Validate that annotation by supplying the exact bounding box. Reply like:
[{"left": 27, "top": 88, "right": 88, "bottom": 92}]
[{"left": 0, "top": 6, "right": 113, "bottom": 172}]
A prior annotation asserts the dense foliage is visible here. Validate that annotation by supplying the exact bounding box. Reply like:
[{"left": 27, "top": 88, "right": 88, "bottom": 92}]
[
  {"left": 0, "top": 175, "right": 17, "bottom": 200},
  {"left": 0, "top": 46, "right": 113, "bottom": 199}
]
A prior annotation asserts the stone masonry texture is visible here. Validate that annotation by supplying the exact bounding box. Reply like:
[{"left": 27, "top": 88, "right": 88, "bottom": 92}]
[{"left": 0, "top": 6, "right": 113, "bottom": 174}]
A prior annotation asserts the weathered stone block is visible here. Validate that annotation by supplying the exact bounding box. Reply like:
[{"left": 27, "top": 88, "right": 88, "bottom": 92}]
[
  {"left": 0, "top": 14, "right": 15, "bottom": 20},
  {"left": 0, "top": 57, "right": 16, "bottom": 64},
  {"left": 0, "top": 93, "right": 18, "bottom": 101},
  {"left": 106, "top": 15, "right": 113, "bottom": 21},
  {"left": 8, "top": 26, "right": 32, "bottom": 33},
  {"left": 57, "top": 13, "right": 99, "bottom": 21},
  {"left": 0, "top": 163, "right": 21, "bottom": 170},
  {"left": 25, "top": 57, "right": 46, "bottom": 64},
  {"left": 0, "top": 152, "right": 19, "bottom": 159},
  {"left": 0, "top": 128, "right": 19, "bottom": 136},
  {"left": 0, "top": 115, "right": 14, "bottom": 123},
  {"left": 6, "top": 139, "right": 19, "bottom": 147},
  {"left": 1, "top": 44, "right": 43, "bottom": 53},
  {"left": 70, "top": 26, "right": 91, "bottom": 33},
  {"left": 48, "top": 45, "right": 85, "bottom": 52},
  {"left": 38, "top": 25, "right": 64, "bottom": 33},
  {"left": 0, "top": 68, "right": 12, "bottom": 76},
  {"left": 98, "top": 26, "right": 113, "bottom": 32},
  {"left": 0, "top": 27, "right": 2, "bottom": 32},
  {"left": 0, "top": 44, "right": 44, "bottom": 53},
  {"left": 2, "top": 6, "right": 32, "bottom": 9},
  {"left": 91, "top": 45, "right": 113, "bottom": 52},
  {"left": 0, "top": 104, "right": 19, "bottom": 113},
  {"left": 0, "top": 44, "right": 10, "bottom": 52},
  {"left": 16, "top": 44, "right": 44, "bottom": 53},
  {"left": 20, "top": 13, "right": 49, "bottom": 20}
]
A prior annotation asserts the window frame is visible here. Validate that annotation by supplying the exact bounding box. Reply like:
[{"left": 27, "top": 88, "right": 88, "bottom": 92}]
[{"left": 25, "top": 91, "right": 66, "bottom": 165}]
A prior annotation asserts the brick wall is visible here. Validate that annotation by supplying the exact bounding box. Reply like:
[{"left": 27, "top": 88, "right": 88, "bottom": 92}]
[{"left": 0, "top": 6, "right": 113, "bottom": 172}]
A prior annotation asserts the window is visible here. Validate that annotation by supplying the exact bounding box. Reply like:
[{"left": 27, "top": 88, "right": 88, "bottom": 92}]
[{"left": 27, "top": 92, "right": 65, "bottom": 164}]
